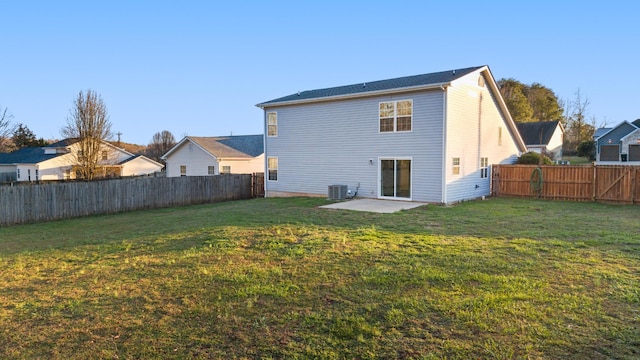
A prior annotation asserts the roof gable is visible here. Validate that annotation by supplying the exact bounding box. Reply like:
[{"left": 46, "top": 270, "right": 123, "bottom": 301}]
[
  {"left": 257, "top": 66, "right": 485, "bottom": 107},
  {"left": 163, "top": 135, "right": 264, "bottom": 160},
  {"left": 516, "top": 121, "right": 562, "bottom": 146},
  {"left": 596, "top": 121, "right": 638, "bottom": 142}
]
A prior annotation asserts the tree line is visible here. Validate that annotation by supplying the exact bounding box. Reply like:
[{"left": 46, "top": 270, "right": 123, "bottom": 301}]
[
  {"left": 1, "top": 91, "right": 176, "bottom": 180},
  {"left": 497, "top": 78, "right": 598, "bottom": 157}
]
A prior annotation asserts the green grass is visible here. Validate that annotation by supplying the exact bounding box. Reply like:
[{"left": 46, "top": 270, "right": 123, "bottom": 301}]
[
  {"left": 1, "top": 197, "right": 639, "bottom": 359},
  {"left": 561, "top": 156, "right": 592, "bottom": 165}
]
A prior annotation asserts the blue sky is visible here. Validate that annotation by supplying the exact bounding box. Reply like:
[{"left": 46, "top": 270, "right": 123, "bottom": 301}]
[{"left": 1, "top": 1, "right": 638, "bottom": 145}]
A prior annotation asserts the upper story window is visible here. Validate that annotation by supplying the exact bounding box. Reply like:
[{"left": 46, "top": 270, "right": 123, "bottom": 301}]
[
  {"left": 207, "top": 166, "right": 215, "bottom": 175},
  {"left": 180, "top": 165, "right": 187, "bottom": 176},
  {"left": 102, "top": 150, "right": 108, "bottom": 161},
  {"left": 222, "top": 165, "right": 231, "bottom": 174},
  {"left": 380, "top": 100, "right": 412, "bottom": 133},
  {"left": 267, "top": 112, "right": 278, "bottom": 137}
]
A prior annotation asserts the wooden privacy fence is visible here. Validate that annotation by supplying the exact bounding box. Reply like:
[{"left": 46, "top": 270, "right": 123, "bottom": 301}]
[
  {"left": 492, "top": 164, "right": 640, "bottom": 204},
  {"left": 0, "top": 174, "right": 253, "bottom": 226}
]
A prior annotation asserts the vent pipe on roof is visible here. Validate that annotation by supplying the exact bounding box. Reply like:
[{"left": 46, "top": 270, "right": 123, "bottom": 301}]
[
  {"left": 452, "top": 70, "right": 456, "bottom": 75},
  {"left": 363, "top": 83, "right": 366, "bottom": 88}
]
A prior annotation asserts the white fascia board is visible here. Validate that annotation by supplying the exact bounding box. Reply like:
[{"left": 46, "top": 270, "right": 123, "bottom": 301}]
[{"left": 256, "top": 83, "right": 451, "bottom": 109}]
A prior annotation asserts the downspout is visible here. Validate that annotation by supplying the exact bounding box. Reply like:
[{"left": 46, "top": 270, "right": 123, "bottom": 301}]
[
  {"left": 262, "top": 110, "right": 268, "bottom": 198},
  {"left": 441, "top": 85, "right": 448, "bottom": 204}
]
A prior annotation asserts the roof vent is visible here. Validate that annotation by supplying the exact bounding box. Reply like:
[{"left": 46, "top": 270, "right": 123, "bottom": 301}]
[
  {"left": 297, "top": 91, "right": 301, "bottom": 96},
  {"left": 452, "top": 69, "right": 456, "bottom": 75},
  {"left": 363, "top": 82, "right": 366, "bottom": 88}
]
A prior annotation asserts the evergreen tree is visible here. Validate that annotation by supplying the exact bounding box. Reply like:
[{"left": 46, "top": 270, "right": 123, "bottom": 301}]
[{"left": 12, "top": 123, "right": 37, "bottom": 149}]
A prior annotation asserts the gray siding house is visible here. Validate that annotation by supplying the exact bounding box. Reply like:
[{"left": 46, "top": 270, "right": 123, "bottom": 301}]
[{"left": 256, "top": 65, "right": 526, "bottom": 204}]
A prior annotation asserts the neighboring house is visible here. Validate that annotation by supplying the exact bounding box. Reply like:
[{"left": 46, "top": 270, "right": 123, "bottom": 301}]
[
  {"left": 256, "top": 65, "right": 526, "bottom": 204},
  {"left": 595, "top": 119, "right": 640, "bottom": 163},
  {"left": 0, "top": 138, "right": 163, "bottom": 182},
  {"left": 515, "top": 121, "right": 564, "bottom": 160},
  {"left": 162, "top": 135, "right": 264, "bottom": 177}
]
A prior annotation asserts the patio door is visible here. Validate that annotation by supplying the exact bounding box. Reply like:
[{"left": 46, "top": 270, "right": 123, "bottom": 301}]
[{"left": 380, "top": 158, "right": 411, "bottom": 199}]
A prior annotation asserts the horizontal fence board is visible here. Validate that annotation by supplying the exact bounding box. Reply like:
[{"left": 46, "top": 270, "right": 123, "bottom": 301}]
[
  {"left": 0, "top": 174, "right": 254, "bottom": 226},
  {"left": 492, "top": 164, "right": 640, "bottom": 204}
]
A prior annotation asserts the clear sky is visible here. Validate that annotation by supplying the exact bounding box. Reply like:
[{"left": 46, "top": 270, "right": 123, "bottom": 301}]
[{"left": 1, "top": 1, "right": 638, "bottom": 145}]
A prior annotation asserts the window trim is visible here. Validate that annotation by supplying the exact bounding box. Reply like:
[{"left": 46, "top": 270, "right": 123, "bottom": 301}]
[
  {"left": 267, "top": 157, "right": 278, "bottom": 181},
  {"left": 267, "top": 112, "right": 278, "bottom": 137},
  {"left": 452, "top": 157, "right": 461, "bottom": 176},
  {"left": 207, "top": 165, "right": 215, "bottom": 175},
  {"left": 221, "top": 165, "right": 231, "bottom": 174},
  {"left": 180, "top": 165, "right": 187, "bottom": 176},
  {"left": 379, "top": 99, "right": 413, "bottom": 133},
  {"left": 480, "top": 157, "right": 489, "bottom": 178}
]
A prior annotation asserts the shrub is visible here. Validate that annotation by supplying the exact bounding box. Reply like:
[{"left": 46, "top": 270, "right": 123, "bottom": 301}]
[
  {"left": 517, "top": 151, "right": 553, "bottom": 165},
  {"left": 577, "top": 140, "right": 596, "bottom": 161}
]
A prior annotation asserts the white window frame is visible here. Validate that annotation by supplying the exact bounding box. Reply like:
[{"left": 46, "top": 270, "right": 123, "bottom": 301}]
[
  {"left": 267, "top": 112, "right": 278, "bottom": 137},
  {"left": 16, "top": 168, "right": 20, "bottom": 179},
  {"left": 379, "top": 100, "right": 413, "bottom": 133},
  {"left": 452, "top": 157, "right": 461, "bottom": 176},
  {"left": 222, "top": 165, "right": 231, "bottom": 174},
  {"left": 102, "top": 150, "right": 108, "bottom": 161},
  {"left": 480, "top": 157, "right": 489, "bottom": 178},
  {"left": 378, "top": 157, "right": 413, "bottom": 200},
  {"left": 180, "top": 165, "right": 187, "bottom": 176},
  {"left": 207, "top": 166, "right": 215, "bottom": 175},
  {"left": 267, "top": 157, "right": 278, "bottom": 181}
]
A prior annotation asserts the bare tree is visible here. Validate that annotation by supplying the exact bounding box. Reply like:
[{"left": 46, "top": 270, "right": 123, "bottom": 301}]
[
  {"left": 0, "top": 106, "right": 16, "bottom": 152},
  {"left": 147, "top": 130, "right": 176, "bottom": 162},
  {"left": 61, "top": 90, "right": 113, "bottom": 180}
]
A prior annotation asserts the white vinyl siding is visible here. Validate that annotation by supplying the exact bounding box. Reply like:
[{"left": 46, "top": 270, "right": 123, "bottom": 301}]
[
  {"left": 444, "top": 73, "right": 520, "bottom": 203},
  {"left": 265, "top": 92, "right": 443, "bottom": 202},
  {"left": 164, "top": 140, "right": 219, "bottom": 177}
]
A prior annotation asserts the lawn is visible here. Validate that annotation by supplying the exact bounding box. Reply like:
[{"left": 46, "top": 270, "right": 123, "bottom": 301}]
[{"left": 0, "top": 197, "right": 638, "bottom": 359}]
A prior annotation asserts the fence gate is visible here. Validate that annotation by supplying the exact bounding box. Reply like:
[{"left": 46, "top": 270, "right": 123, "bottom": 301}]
[
  {"left": 595, "top": 166, "right": 635, "bottom": 204},
  {"left": 252, "top": 172, "right": 265, "bottom": 198}
]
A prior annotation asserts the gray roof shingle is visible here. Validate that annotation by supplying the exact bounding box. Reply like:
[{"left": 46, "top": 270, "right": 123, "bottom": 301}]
[
  {"left": 257, "top": 66, "right": 485, "bottom": 106},
  {"left": 189, "top": 135, "right": 263, "bottom": 158},
  {"left": 516, "top": 121, "right": 562, "bottom": 146},
  {"left": 0, "top": 147, "right": 66, "bottom": 164}
]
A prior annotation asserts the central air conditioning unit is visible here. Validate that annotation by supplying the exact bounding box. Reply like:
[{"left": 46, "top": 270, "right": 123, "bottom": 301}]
[{"left": 328, "top": 185, "right": 348, "bottom": 200}]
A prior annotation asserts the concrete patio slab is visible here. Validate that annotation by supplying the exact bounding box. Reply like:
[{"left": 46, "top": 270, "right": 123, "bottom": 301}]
[{"left": 319, "top": 199, "right": 426, "bottom": 213}]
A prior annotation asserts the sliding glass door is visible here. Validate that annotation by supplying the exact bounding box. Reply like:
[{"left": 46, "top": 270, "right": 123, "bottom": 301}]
[{"left": 380, "top": 158, "right": 411, "bottom": 199}]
